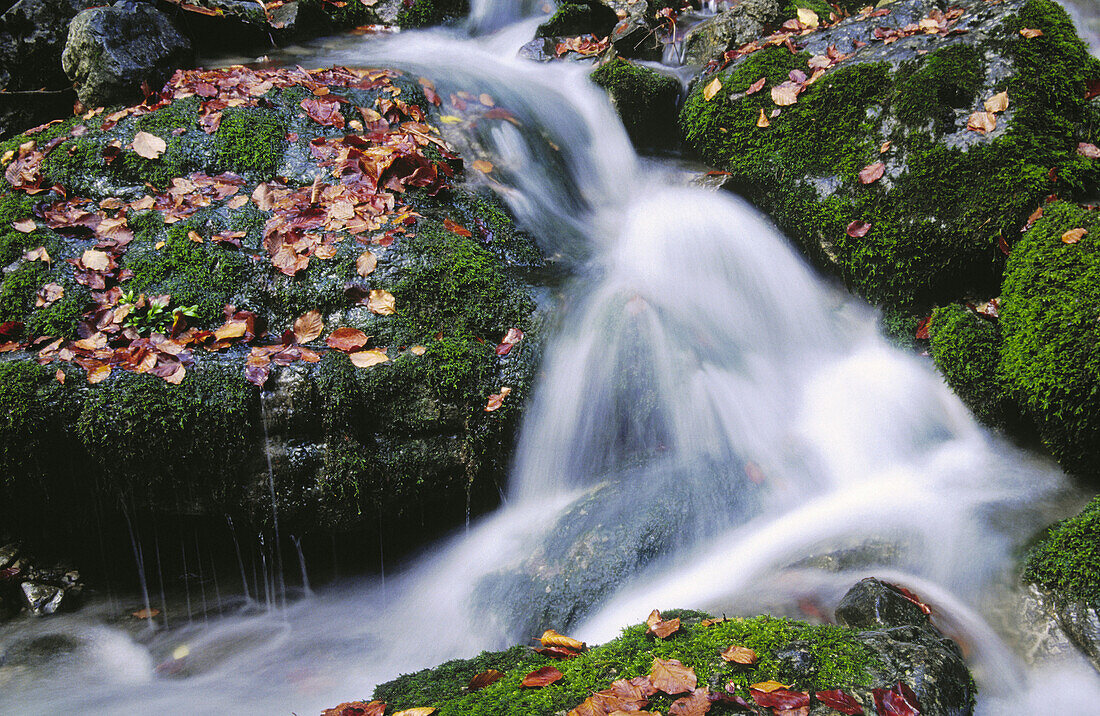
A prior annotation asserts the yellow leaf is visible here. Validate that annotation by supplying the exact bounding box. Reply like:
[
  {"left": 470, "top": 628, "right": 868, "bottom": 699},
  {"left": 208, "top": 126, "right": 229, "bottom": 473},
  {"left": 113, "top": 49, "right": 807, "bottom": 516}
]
[
  {"left": 440, "top": 115, "right": 463, "bottom": 124},
  {"left": 756, "top": 108, "right": 770, "bottom": 128},
  {"left": 410, "top": 345, "right": 427, "bottom": 356},
  {"left": 539, "top": 629, "right": 585, "bottom": 651},
  {"left": 472, "top": 159, "right": 494, "bottom": 173},
  {"left": 797, "top": 7, "right": 819, "bottom": 27},
  {"left": 87, "top": 363, "right": 112, "bottom": 384},
  {"left": 214, "top": 320, "right": 248, "bottom": 341},
  {"left": 394, "top": 709, "right": 437, "bottom": 716},
  {"left": 750, "top": 680, "right": 790, "bottom": 693},
  {"left": 1019, "top": 27, "right": 1043, "bottom": 38},
  {"left": 984, "top": 91, "right": 1009, "bottom": 113},
  {"left": 350, "top": 349, "right": 389, "bottom": 368},
  {"left": 703, "top": 77, "right": 722, "bottom": 101},
  {"left": 132, "top": 130, "right": 167, "bottom": 159},
  {"left": 293, "top": 309, "right": 324, "bottom": 343},
  {"left": 1062, "top": 228, "right": 1087, "bottom": 244},
  {"left": 368, "top": 289, "right": 396, "bottom": 315}
]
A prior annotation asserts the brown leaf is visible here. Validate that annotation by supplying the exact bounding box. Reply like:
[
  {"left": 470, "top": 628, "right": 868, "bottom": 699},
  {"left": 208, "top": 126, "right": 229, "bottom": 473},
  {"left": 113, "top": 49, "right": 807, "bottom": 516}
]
[
  {"left": 846, "top": 220, "right": 871, "bottom": 238},
  {"left": 132, "top": 608, "right": 161, "bottom": 619},
  {"left": 880, "top": 141, "right": 891, "bottom": 153},
  {"left": 86, "top": 363, "right": 112, "bottom": 384},
  {"left": 132, "top": 131, "right": 167, "bottom": 159},
  {"left": 966, "top": 111, "right": 997, "bottom": 133},
  {"left": 521, "top": 666, "right": 564, "bottom": 688},
  {"left": 671, "top": 688, "right": 711, "bottom": 716},
  {"left": 859, "top": 161, "right": 885, "bottom": 184},
  {"left": 872, "top": 681, "right": 921, "bottom": 716},
  {"left": 82, "top": 249, "right": 111, "bottom": 271},
  {"left": 645, "top": 609, "right": 681, "bottom": 639},
  {"left": 756, "top": 108, "right": 770, "bottom": 128},
  {"left": 36, "top": 283, "right": 64, "bottom": 307},
  {"left": 703, "top": 77, "right": 723, "bottom": 101},
  {"left": 649, "top": 657, "right": 696, "bottom": 695},
  {"left": 292, "top": 309, "right": 324, "bottom": 343},
  {"left": 496, "top": 327, "right": 524, "bottom": 356},
  {"left": 534, "top": 645, "right": 580, "bottom": 659},
  {"left": 1062, "top": 228, "right": 1087, "bottom": 244},
  {"left": 368, "top": 289, "right": 396, "bottom": 315},
  {"left": 983, "top": 91, "right": 1009, "bottom": 113},
  {"left": 770, "top": 81, "right": 801, "bottom": 106},
  {"left": 12, "top": 218, "right": 35, "bottom": 233},
  {"left": 1078, "top": 142, "right": 1100, "bottom": 160},
  {"left": 699, "top": 617, "right": 728, "bottom": 627},
  {"left": 720, "top": 645, "right": 757, "bottom": 666},
  {"left": 356, "top": 250, "right": 378, "bottom": 277},
  {"left": 472, "top": 159, "right": 494, "bottom": 173},
  {"left": 327, "top": 327, "right": 370, "bottom": 352},
  {"left": 746, "top": 77, "right": 766, "bottom": 95},
  {"left": 539, "top": 629, "right": 586, "bottom": 651},
  {"left": 750, "top": 687, "right": 809, "bottom": 710},
  {"left": 321, "top": 701, "right": 386, "bottom": 716},
  {"left": 1019, "top": 27, "right": 1043, "bottom": 38},
  {"left": 485, "top": 386, "right": 512, "bottom": 412},
  {"left": 214, "top": 320, "right": 248, "bottom": 341},
  {"left": 467, "top": 669, "right": 504, "bottom": 692},
  {"left": 393, "top": 709, "right": 437, "bottom": 716},
  {"left": 350, "top": 349, "right": 389, "bottom": 368},
  {"left": 815, "top": 689, "right": 864, "bottom": 715},
  {"left": 25, "top": 246, "right": 49, "bottom": 262}
]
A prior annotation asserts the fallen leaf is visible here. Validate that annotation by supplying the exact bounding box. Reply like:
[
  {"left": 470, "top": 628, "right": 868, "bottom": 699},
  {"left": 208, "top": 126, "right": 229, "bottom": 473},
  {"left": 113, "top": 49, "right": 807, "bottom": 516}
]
[
  {"left": 539, "top": 629, "right": 586, "bottom": 651},
  {"left": 749, "top": 681, "right": 790, "bottom": 693},
  {"left": 55, "top": 369, "right": 65, "bottom": 384},
  {"left": 746, "top": 77, "right": 766, "bottom": 95},
  {"left": 671, "top": 688, "right": 712, "bottom": 716},
  {"left": 846, "top": 220, "right": 871, "bottom": 238},
  {"left": 472, "top": 159, "right": 494, "bottom": 173},
  {"left": 650, "top": 657, "right": 696, "bottom": 695},
  {"left": 984, "top": 91, "right": 1009, "bottom": 113},
  {"left": 132, "top": 608, "right": 160, "bottom": 619},
  {"left": 496, "top": 327, "right": 524, "bottom": 355},
  {"left": 771, "top": 81, "right": 801, "bottom": 106},
  {"left": 187, "top": 230, "right": 204, "bottom": 243},
  {"left": 967, "top": 111, "right": 997, "bottom": 133},
  {"left": 485, "top": 386, "right": 512, "bottom": 412},
  {"left": 368, "top": 289, "right": 396, "bottom": 315},
  {"left": 12, "top": 218, "right": 35, "bottom": 233},
  {"left": 293, "top": 309, "right": 324, "bottom": 343},
  {"left": 214, "top": 320, "right": 248, "bottom": 341},
  {"left": 322, "top": 702, "right": 386, "bottom": 716},
  {"left": 699, "top": 617, "right": 727, "bottom": 627},
  {"left": 410, "top": 344, "right": 426, "bottom": 355},
  {"left": 534, "top": 645, "right": 580, "bottom": 659},
  {"left": 35, "top": 283, "right": 63, "bottom": 307},
  {"left": 859, "top": 161, "right": 885, "bottom": 184},
  {"left": 645, "top": 609, "right": 681, "bottom": 639},
  {"left": 703, "top": 77, "right": 723, "bottom": 101},
  {"left": 750, "top": 687, "right": 809, "bottom": 710},
  {"left": 1019, "top": 27, "right": 1043, "bottom": 38},
  {"left": 1062, "top": 228, "right": 1087, "bottom": 243},
  {"left": 357, "top": 250, "right": 378, "bottom": 277},
  {"left": 1078, "top": 142, "right": 1100, "bottom": 159},
  {"left": 872, "top": 681, "right": 921, "bottom": 716},
  {"left": 394, "top": 709, "right": 436, "bottom": 716},
  {"left": 720, "top": 645, "right": 757, "bottom": 666},
  {"left": 87, "top": 363, "right": 112, "bottom": 384},
  {"left": 521, "top": 666, "right": 564, "bottom": 688},
  {"left": 468, "top": 669, "right": 504, "bottom": 692},
  {"left": 797, "top": 7, "right": 819, "bottom": 27},
  {"left": 880, "top": 141, "right": 891, "bottom": 153},
  {"left": 82, "top": 249, "right": 111, "bottom": 271},
  {"left": 815, "top": 689, "right": 864, "bottom": 715},
  {"left": 132, "top": 131, "right": 167, "bottom": 159},
  {"left": 24, "top": 246, "right": 49, "bottom": 262},
  {"left": 915, "top": 316, "right": 931, "bottom": 340},
  {"left": 350, "top": 349, "right": 389, "bottom": 368},
  {"left": 327, "top": 327, "right": 370, "bottom": 351},
  {"left": 756, "top": 108, "right": 770, "bottom": 128}
]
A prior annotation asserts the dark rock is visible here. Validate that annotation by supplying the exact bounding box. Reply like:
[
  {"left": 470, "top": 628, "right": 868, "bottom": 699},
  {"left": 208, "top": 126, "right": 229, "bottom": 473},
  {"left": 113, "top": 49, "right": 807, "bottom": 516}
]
[
  {"left": 681, "top": 0, "right": 781, "bottom": 66},
  {"left": 0, "top": 0, "right": 92, "bottom": 92},
  {"left": 19, "top": 581, "right": 63, "bottom": 615},
  {"left": 536, "top": 0, "right": 619, "bottom": 39},
  {"left": 836, "top": 577, "right": 931, "bottom": 630},
  {"left": 591, "top": 58, "right": 681, "bottom": 148},
  {"left": 62, "top": 0, "right": 193, "bottom": 107}
]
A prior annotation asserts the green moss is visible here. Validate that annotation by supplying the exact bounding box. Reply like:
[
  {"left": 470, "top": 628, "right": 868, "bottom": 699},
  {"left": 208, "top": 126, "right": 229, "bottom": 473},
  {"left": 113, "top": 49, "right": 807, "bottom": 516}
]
[
  {"left": 374, "top": 614, "right": 881, "bottom": 715},
  {"left": 893, "top": 45, "right": 984, "bottom": 132},
  {"left": 999, "top": 201, "right": 1100, "bottom": 474},
  {"left": 0, "top": 192, "right": 42, "bottom": 265},
  {"left": 591, "top": 59, "right": 681, "bottom": 148},
  {"left": 26, "top": 279, "right": 89, "bottom": 338},
  {"left": 0, "top": 261, "right": 46, "bottom": 322},
  {"left": 124, "top": 221, "right": 254, "bottom": 325},
  {"left": 536, "top": 0, "right": 617, "bottom": 38},
  {"left": 1024, "top": 496, "right": 1100, "bottom": 607},
  {"left": 212, "top": 106, "right": 287, "bottom": 180},
  {"left": 0, "top": 361, "right": 51, "bottom": 486},
  {"left": 396, "top": 0, "right": 470, "bottom": 28},
  {"left": 928, "top": 303, "right": 1014, "bottom": 429}
]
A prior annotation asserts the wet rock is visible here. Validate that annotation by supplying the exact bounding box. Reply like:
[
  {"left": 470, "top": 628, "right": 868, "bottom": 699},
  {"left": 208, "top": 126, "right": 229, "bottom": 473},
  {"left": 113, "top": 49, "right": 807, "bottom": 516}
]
[
  {"left": 62, "top": 0, "right": 193, "bottom": 107},
  {"left": 681, "top": 0, "right": 781, "bottom": 66},
  {"left": 19, "top": 581, "right": 63, "bottom": 616},
  {"left": 0, "top": 0, "right": 92, "bottom": 92},
  {"left": 0, "top": 632, "right": 82, "bottom": 667},
  {"left": 836, "top": 576, "right": 931, "bottom": 630},
  {"left": 590, "top": 58, "right": 681, "bottom": 148},
  {"left": 536, "top": 0, "right": 619, "bottom": 39}
]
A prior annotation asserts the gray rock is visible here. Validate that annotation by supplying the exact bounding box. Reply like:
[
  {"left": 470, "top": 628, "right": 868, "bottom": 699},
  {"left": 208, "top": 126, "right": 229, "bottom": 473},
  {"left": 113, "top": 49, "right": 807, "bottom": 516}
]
[
  {"left": 681, "top": 0, "right": 781, "bottom": 67},
  {"left": 0, "top": 0, "right": 91, "bottom": 91},
  {"left": 0, "top": 543, "right": 18, "bottom": 570},
  {"left": 19, "top": 581, "right": 63, "bottom": 616},
  {"left": 61, "top": 0, "right": 193, "bottom": 107}
]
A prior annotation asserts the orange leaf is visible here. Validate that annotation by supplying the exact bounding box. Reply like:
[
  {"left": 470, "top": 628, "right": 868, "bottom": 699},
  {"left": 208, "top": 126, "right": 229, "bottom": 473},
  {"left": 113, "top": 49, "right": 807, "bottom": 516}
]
[
  {"left": 214, "top": 320, "right": 248, "bottom": 341},
  {"left": 984, "top": 91, "right": 1009, "bottom": 113},
  {"left": 749, "top": 680, "right": 789, "bottom": 693},
  {"left": 1019, "top": 27, "right": 1043, "bottom": 38},
  {"left": 1062, "top": 228, "right": 1087, "bottom": 244},
  {"left": 539, "top": 629, "right": 585, "bottom": 651},
  {"left": 357, "top": 250, "right": 378, "bottom": 277},
  {"left": 756, "top": 108, "right": 770, "bottom": 128},
  {"left": 410, "top": 345, "right": 427, "bottom": 355},
  {"left": 649, "top": 657, "right": 696, "bottom": 695},
  {"left": 349, "top": 349, "right": 389, "bottom": 368},
  {"left": 132, "top": 608, "right": 160, "bottom": 619},
  {"left": 670, "top": 688, "right": 712, "bottom": 716},
  {"left": 321, "top": 701, "right": 386, "bottom": 716},
  {"left": 132, "top": 131, "right": 167, "bottom": 159},
  {"left": 720, "top": 645, "right": 758, "bottom": 665},
  {"left": 746, "top": 77, "right": 765, "bottom": 95},
  {"left": 485, "top": 386, "right": 512, "bottom": 412},
  {"left": 293, "top": 309, "right": 324, "bottom": 343},
  {"left": 703, "top": 77, "right": 722, "bottom": 101},
  {"left": 521, "top": 666, "right": 564, "bottom": 688},
  {"left": 327, "top": 327, "right": 370, "bottom": 352},
  {"left": 368, "top": 289, "right": 396, "bottom": 315},
  {"left": 467, "top": 669, "right": 504, "bottom": 691},
  {"left": 394, "top": 709, "right": 437, "bottom": 716},
  {"left": 86, "top": 363, "right": 112, "bottom": 384},
  {"left": 645, "top": 609, "right": 680, "bottom": 639},
  {"left": 472, "top": 159, "right": 494, "bottom": 173}
]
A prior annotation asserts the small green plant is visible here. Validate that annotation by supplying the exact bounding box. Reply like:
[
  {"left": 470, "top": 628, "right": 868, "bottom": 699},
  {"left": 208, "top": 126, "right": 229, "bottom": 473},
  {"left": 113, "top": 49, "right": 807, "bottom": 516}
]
[{"left": 118, "top": 289, "right": 198, "bottom": 335}]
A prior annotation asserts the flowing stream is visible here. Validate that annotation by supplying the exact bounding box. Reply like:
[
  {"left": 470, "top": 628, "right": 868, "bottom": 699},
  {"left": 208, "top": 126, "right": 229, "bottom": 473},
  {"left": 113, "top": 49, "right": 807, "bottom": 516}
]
[{"left": 3, "top": 5, "right": 1100, "bottom": 714}]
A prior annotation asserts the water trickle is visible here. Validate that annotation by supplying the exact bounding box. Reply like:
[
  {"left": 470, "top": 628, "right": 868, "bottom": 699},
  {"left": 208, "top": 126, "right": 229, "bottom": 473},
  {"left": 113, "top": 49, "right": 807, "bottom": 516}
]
[{"left": 259, "top": 391, "right": 287, "bottom": 610}]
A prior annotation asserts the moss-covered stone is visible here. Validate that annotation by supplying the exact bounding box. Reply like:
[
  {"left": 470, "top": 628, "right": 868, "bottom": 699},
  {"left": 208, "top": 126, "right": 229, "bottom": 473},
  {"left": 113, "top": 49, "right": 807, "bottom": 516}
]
[
  {"left": 591, "top": 59, "right": 681, "bottom": 148},
  {"left": 999, "top": 200, "right": 1100, "bottom": 474},
  {"left": 928, "top": 303, "right": 1015, "bottom": 430},
  {"left": 1024, "top": 496, "right": 1100, "bottom": 608},
  {"left": 396, "top": 0, "right": 470, "bottom": 28},
  {"left": 212, "top": 106, "right": 287, "bottom": 180},
  {"left": 374, "top": 613, "right": 883, "bottom": 715},
  {"left": 536, "top": 0, "right": 618, "bottom": 38}
]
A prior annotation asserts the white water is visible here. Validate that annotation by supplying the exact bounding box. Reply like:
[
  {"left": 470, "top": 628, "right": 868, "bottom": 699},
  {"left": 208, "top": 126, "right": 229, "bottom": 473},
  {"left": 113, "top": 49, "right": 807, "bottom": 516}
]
[{"left": 3, "top": 6, "right": 1100, "bottom": 714}]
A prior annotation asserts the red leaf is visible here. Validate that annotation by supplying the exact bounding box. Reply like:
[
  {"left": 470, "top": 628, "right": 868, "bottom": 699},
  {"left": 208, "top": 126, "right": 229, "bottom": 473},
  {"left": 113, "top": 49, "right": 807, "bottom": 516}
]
[
  {"left": 301, "top": 97, "right": 346, "bottom": 128},
  {"left": 521, "top": 666, "right": 564, "bottom": 688},
  {"left": 467, "top": 669, "right": 504, "bottom": 691},
  {"left": 872, "top": 682, "right": 921, "bottom": 716},
  {"left": 0, "top": 321, "right": 24, "bottom": 338},
  {"left": 534, "top": 645, "right": 580, "bottom": 659},
  {"left": 815, "top": 689, "right": 864, "bottom": 714},
  {"left": 327, "top": 327, "right": 370, "bottom": 352},
  {"left": 915, "top": 316, "right": 931, "bottom": 340},
  {"left": 671, "top": 688, "right": 712, "bottom": 716},
  {"left": 750, "top": 688, "right": 810, "bottom": 710},
  {"left": 711, "top": 686, "right": 753, "bottom": 710},
  {"left": 889, "top": 582, "right": 932, "bottom": 615},
  {"left": 444, "top": 217, "right": 473, "bottom": 237},
  {"left": 859, "top": 161, "right": 885, "bottom": 184},
  {"left": 846, "top": 220, "right": 871, "bottom": 237}
]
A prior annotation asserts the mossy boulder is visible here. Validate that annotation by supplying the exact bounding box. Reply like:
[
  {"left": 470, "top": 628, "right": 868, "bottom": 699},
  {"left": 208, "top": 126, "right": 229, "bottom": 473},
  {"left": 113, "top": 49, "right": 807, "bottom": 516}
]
[
  {"left": 0, "top": 65, "right": 549, "bottom": 556},
  {"left": 591, "top": 58, "right": 680, "bottom": 148},
  {"left": 395, "top": 0, "right": 470, "bottom": 28},
  {"left": 536, "top": 0, "right": 619, "bottom": 39},
  {"left": 369, "top": 578, "right": 974, "bottom": 715},
  {"left": 680, "top": 0, "right": 1100, "bottom": 312}
]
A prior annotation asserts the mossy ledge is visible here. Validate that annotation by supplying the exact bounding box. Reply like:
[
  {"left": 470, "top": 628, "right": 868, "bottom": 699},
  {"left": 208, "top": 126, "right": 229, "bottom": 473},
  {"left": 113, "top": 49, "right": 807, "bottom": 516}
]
[{"left": 1024, "top": 496, "right": 1100, "bottom": 608}]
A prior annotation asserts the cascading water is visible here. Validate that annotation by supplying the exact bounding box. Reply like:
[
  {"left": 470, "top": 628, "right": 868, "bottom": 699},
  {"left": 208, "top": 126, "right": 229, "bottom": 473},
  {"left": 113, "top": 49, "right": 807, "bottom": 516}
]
[{"left": 2, "top": 6, "right": 1100, "bottom": 714}]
